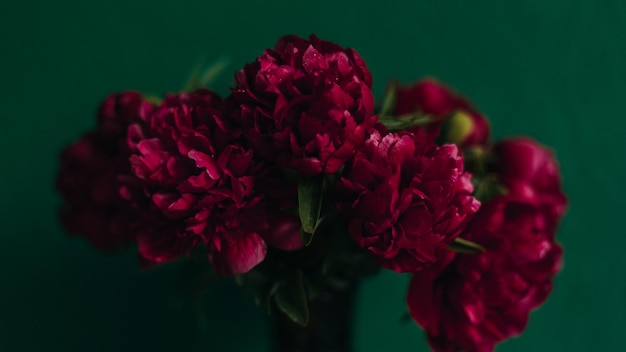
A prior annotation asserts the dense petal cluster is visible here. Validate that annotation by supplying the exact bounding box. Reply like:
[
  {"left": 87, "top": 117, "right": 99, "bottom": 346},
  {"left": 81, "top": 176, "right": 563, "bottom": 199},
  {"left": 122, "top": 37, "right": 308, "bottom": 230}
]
[
  {"left": 335, "top": 130, "right": 480, "bottom": 273},
  {"left": 227, "top": 34, "right": 377, "bottom": 176},
  {"left": 394, "top": 79, "right": 489, "bottom": 147},
  {"left": 124, "top": 89, "right": 301, "bottom": 275},
  {"left": 56, "top": 92, "right": 154, "bottom": 250},
  {"left": 408, "top": 138, "right": 566, "bottom": 352}
]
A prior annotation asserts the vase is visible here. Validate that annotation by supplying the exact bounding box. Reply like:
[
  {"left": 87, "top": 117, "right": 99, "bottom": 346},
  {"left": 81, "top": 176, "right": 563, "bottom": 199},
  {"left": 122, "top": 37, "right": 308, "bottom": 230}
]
[{"left": 272, "top": 284, "right": 357, "bottom": 352}]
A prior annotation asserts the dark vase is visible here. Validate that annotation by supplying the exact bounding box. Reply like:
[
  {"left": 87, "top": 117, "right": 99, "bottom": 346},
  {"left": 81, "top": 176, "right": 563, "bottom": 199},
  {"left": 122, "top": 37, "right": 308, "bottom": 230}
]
[{"left": 272, "top": 285, "right": 357, "bottom": 352}]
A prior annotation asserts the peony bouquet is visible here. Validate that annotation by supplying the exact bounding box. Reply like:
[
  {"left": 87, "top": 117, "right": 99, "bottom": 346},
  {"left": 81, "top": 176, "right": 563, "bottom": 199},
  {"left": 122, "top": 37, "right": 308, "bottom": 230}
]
[{"left": 57, "top": 34, "right": 566, "bottom": 352}]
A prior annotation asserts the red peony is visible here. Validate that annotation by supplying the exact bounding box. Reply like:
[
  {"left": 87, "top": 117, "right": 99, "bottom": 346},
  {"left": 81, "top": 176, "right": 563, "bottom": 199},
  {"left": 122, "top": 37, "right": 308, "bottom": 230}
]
[
  {"left": 226, "top": 34, "right": 377, "bottom": 176},
  {"left": 408, "top": 138, "right": 566, "bottom": 352},
  {"left": 408, "top": 195, "right": 563, "bottom": 352},
  {"left": 394, "top": 79, "right": 489, "bottom": 147},
  {"left": 56, "top": 92, "right": 154, "bottom": 250},
  {"left": 123, "top": 89, "right": 302, "bottom": 275},
  {"left": 335, "top": 129, "right": 480, "bottom": 273},
  {"left": 493, "top": 138, "right": 567, "bottom": 224}
]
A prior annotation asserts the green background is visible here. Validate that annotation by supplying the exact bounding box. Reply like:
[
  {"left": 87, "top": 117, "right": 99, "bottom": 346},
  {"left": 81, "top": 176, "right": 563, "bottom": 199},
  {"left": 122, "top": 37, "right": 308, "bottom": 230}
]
[{"left": 1, "top": 0, "right": 624, "bottom": 351}]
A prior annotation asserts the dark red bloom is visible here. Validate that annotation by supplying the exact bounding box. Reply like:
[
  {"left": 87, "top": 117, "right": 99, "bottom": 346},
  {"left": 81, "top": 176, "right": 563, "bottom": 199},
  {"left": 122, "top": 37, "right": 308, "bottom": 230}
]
[
  {"left": 56, "top": 92, "right": 154, "bottom": 250},
  {"left": 493, "top": 138, "right": 567, "bottom": 224},
  {"left": 408, "top": 138, "right": 566, "bottom": 352},
  {"left": 394, "top": 79, "right": 489, "bottom": 147},
  {"left": 227, "top": 34, "right": 377, "bottom": 176},
  {"left": 335, "top": 129, "right": 480, "bottom": 273},
  {"left": 123, "top": 89, "right": 301, "bottom": 275}
]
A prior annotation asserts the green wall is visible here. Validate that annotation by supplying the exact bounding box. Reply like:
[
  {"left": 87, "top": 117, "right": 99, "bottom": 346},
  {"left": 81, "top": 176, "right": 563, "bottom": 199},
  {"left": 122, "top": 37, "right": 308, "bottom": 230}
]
[{"left": 1, "top": 0, "right": 624, "bottom": 350}]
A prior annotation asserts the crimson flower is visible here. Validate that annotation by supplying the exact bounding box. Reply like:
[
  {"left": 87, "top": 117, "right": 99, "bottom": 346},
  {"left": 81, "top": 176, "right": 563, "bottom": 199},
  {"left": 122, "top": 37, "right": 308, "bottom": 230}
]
[
  {"left": 408, "top": 138, "right": 566, "bottom": 352},
  {"left": 493, "top": 138, "right": 567, "bottom": 223},
  {"left": 226, "top": 34, "right": 377, "bottom": 176},
  {"left": 56, "top": 92, "right": 154, "bottom": 250},
  {"left": 335, "top": 129, "right": 480, "bottom": 273},
  {"left": 123, "top": 89, "right": 302, "bottom": 275}
]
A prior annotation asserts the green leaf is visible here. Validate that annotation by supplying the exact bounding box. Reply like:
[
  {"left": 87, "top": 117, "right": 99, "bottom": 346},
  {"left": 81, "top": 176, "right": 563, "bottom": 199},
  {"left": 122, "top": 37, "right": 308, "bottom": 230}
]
[
  {"left": 273, "top": 270, "right": 309, "bottom": 326},
  {"left": 141, "top": 94, "right": 163, "bottom": 105},
  {"left": 379, "top": 81, "right": 397, "bottom": 118},
  {"left": 302, "top": 214, "right": 333, "bottom": 246},
  {"left": 378, "top": 112, "right": 437, "bottom": 132},
  {"left": 238, "top": 267, "right": 276, "bottom": 315},
  {"left": 198, "top": 57, "right": 230, "bottom": 87},
  {"left": 300, "top": 228, "right": 314, "bottom": 247},
  {"left": 183, "top": 57, "right": 230, "bottom": 91},
  {"left": 255, "top": 282, "right": 279, "bottom": 315},
  {"left": 447, "top": 237, "right": 486, "bottom": 254},
  {"left": 473, "top": 174, "right": 508, "bottom": 202},
  {"left": 298, "top": 175, "right": 325, "bottom": 236}
]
